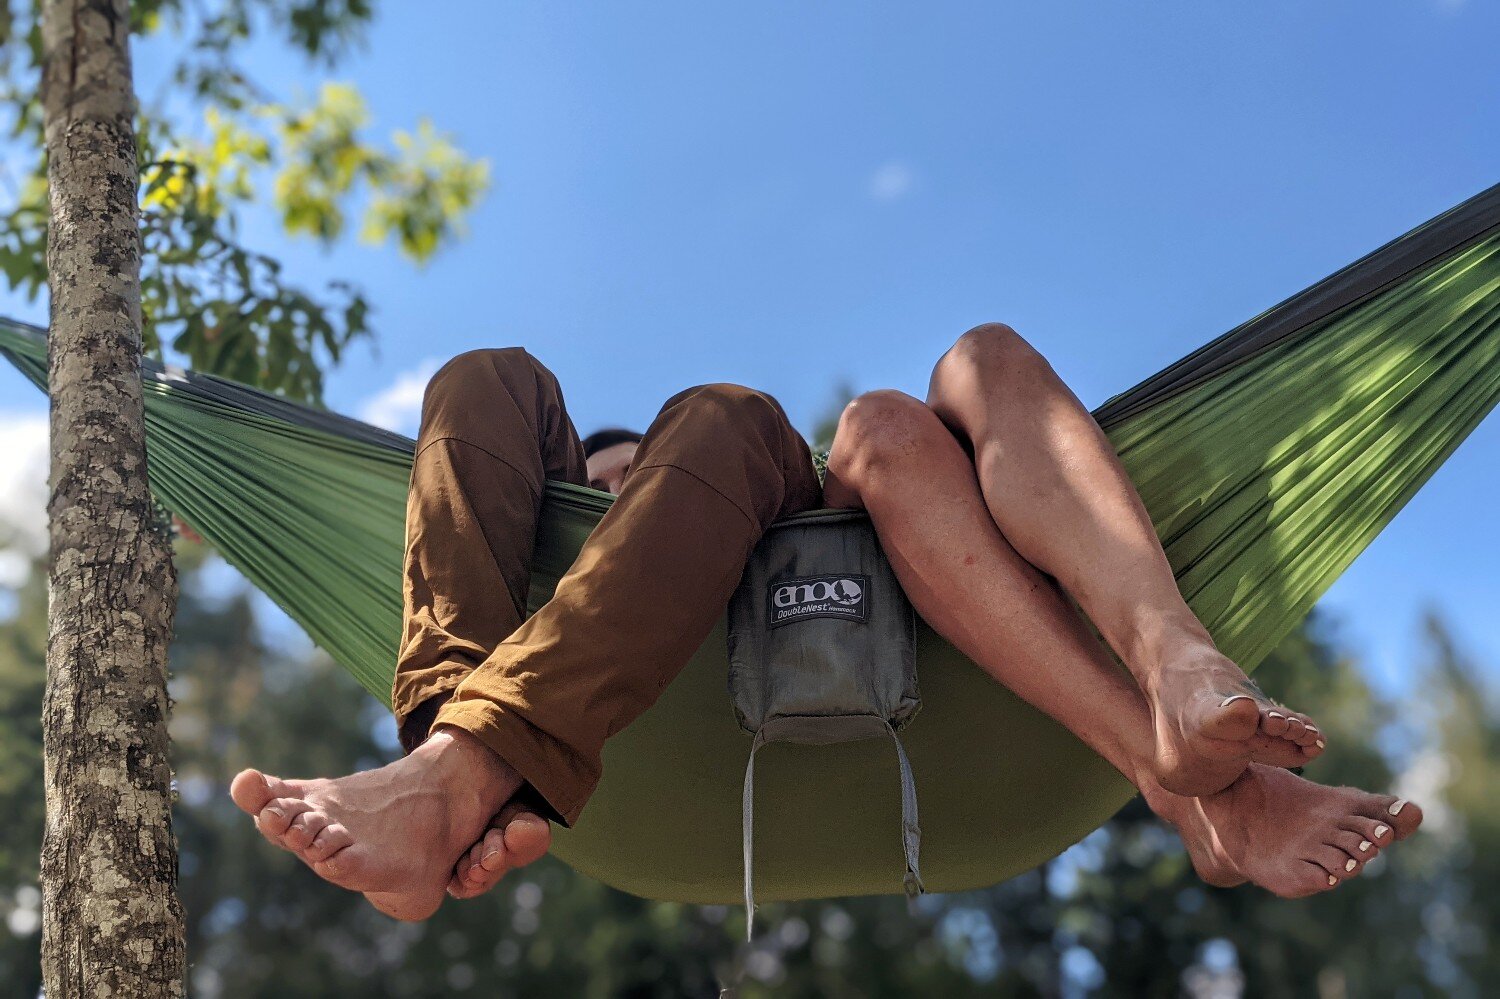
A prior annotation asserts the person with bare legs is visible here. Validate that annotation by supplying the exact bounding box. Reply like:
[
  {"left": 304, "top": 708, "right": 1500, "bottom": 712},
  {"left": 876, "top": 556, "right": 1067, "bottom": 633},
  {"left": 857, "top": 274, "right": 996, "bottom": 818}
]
[
  {"left": 822, "top": 324, "right": 1419, "bottom": 894},
  {"left": 231, "top": 325, "right": 1420, "bottom": 919}
]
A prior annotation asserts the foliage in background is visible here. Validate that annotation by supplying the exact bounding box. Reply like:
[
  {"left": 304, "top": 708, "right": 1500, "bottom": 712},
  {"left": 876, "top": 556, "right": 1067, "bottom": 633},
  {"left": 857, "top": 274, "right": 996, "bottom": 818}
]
[
  {"left": 0, "top": 544, "right": 1494, "bottom": 997},
  {"left": 0, "top": 1, "right": 1493, "bottom": 993},
  {"left": 0, "top": 0, "right": 487, "bottom": 401}
]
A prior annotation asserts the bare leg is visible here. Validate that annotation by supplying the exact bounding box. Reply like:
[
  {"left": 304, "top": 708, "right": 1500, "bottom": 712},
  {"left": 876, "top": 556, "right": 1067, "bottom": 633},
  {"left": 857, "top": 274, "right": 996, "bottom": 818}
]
[
  {"left": 824, "top": 391, "right": 1419, "bottom": 895},
  {"left": 918, "top": 324, "right": 1322, "bottom": 793}
]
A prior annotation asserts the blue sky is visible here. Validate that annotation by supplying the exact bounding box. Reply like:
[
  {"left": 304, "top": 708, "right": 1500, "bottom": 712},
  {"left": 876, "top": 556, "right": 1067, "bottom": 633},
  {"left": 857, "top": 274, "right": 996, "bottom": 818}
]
[{"left": 2, "top": 1, "right": 1497, "bottom": 692}]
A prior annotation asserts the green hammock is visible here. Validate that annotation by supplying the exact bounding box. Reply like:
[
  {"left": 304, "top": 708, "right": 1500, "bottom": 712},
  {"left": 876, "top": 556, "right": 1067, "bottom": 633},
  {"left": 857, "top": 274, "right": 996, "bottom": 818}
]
[{"left": 5, "top": 184, "right": 1499, "bottom": 904}]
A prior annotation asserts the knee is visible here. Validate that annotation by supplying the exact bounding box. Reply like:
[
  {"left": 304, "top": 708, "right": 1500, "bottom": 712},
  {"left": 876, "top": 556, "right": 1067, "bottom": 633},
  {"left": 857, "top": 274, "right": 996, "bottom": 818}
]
[
  {"left": 660, "top": 382, "right": 791, "bottom": 443},
  {"left": 425, "top": 347, "right": 545, "bottom": 405},
  {"left": 825, "top": 389, "right": 939, "bottom": 483},
  {"left": 932, "top": 322, "right": 1050, "bottom": 393}
]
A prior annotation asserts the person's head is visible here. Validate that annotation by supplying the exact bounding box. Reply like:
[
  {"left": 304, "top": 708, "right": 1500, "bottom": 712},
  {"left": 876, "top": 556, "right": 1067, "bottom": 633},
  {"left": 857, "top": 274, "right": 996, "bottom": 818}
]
[{"left": 581, "top": 427, "right": 642, "bottom": 494}]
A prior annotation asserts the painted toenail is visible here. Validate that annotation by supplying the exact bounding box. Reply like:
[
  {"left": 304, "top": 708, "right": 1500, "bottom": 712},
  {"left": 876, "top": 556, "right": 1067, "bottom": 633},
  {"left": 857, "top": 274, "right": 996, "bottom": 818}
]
[
  {"left": 1344, "top": 858, "right": 1357, "bottom": 872},
  {"left": 1375, "top": 824, "right": 1390, "bottom": 839},
  {"left": 1389, "top": 800, "right": 1406, "bottom": 816},
  {"left": 1359, "top": 840, "right": 1372, "bottom": 852},
  {"left": 1327, "top": 875, "right": 1337, "bottom": 886}
]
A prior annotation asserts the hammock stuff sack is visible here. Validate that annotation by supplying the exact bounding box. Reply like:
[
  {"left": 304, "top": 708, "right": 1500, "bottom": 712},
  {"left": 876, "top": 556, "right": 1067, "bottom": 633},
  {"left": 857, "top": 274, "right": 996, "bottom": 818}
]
[
  {"left": 4, "top": 182, "right": 1500, "bottom": 904},
  {"left": 728, "top": 512, "right": 923, "bottom": 931}
]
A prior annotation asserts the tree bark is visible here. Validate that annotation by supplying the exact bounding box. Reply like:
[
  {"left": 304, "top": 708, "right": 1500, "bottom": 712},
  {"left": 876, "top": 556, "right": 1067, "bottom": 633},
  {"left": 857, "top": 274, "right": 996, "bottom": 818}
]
[{"left": 40, "top": 1, "right": 186, "bottom": 995}]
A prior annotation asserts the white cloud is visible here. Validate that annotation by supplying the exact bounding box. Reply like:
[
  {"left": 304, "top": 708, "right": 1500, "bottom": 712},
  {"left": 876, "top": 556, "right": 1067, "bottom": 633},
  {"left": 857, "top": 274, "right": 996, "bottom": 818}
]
[
  {"left": 357, "top": 358, "right": 443, "bottom": 435},
  {"left": 868, "top": 161, "right": 916, "bottom": 202},
  {"left": 0, "top": 411, "right": 49, "bottom": 587}
]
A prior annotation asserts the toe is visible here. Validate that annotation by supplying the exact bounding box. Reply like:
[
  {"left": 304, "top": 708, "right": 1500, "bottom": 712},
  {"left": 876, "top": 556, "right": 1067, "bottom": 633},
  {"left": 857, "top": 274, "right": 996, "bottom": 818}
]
[
  {"left": 1291, "top": 862, "right": 1339, "bottom": 897},
  {"left": 1289, "top": 717, "right": 1321, "bottom": 748},
  {"left": 256, "top": 797, "right": 311, "bottom": 842},
  {"left": 1335, "top": 820, "right": 1384, "bottom": 857},
  {"left": 1260, "top": 710, "right": 1291, "bottom": 738},
  {"left": 450, "top": 850, "right": 474, "bottom": 889},
  {"left": 1356, "top": 795, "right": 1423, "bottom": 839},
  {"left": 304, "top": 822, "right": 354, "bottom": 865},
  {"left": 1354, "top": 815, "right": 1397, "bottom": 848},
  {"left": 1283, "top": 716, "right": 1308, "bottom": 743},
  {"left": 457, "top": 829, "right": 511, "bottom": 897},
  {"left": 501, "top": 812, "right": 552, "bottom": 868},
  {"left": 1308, "top": 844, "right": 1362, "bottom": 881},
  {"left": 1246, "top": 732, "right": 1306, "bottom": 769},
  {"left": 230, "top": 769, "right": 284, "bottom": 816},
  {"left": 1384, "top": 797, "right": 1423, "bottom": 838},
  {"left": 447, "top": 809, "right": 550, "bottom": 901},
  {"left": 1328, "top": 829, "right": 1377, "bottom": 865},
  {"left": 284, "top": 809, "right": 329, "bottom": 852},
  {"left": 314, "top": 842, "right": 374, "bottom": 889},
  {"left": 475, "top": 828, "right": 509, "bottom": 875},
  {"left": 447, "top": 840, "right": 495, "bottom": 900},
  {"left": 1202, "top": 694, "right": 1260, "bottom": 742}
]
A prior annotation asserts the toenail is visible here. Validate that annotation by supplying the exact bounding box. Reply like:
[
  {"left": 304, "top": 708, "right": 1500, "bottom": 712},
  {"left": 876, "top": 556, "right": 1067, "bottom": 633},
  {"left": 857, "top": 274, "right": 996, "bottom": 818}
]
[
  {"left": 266, "top": 807, "right": 284, "bottom": 819},
  {"left": 1389, "top": 800, "right": 1406, "bottom": 816},
  {"left": 1359, "top": 840, "right": 1372, "bottom": 852},
  {"left": 1267, "top": 710, "right": 1284, "bottom": 719},
  {"left": 1316, "top": 740, "right": 1325, "bottom": 749},
  {"left": 1220, "top": 695, "right": 1252, "bottom": 708},
  {"left": 1375, "top": 824, "right": 1390, "bottom": 839},
  {"left": 1327, "top": 875, "right": 1337, "bottom": 886},
  {"left": 1344, "top": 858, "right": 1357, "bottom": 872}
]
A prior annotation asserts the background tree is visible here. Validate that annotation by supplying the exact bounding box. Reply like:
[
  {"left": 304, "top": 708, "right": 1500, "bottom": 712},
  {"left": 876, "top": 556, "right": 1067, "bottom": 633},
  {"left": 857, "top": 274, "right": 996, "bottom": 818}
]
[
  {"left": 2, "top": 540, "right": 1491, "bottom": 996},
  {"left": 0, "top": 376, "right": 1488, "bottom": 995},
  {"left": 2, "top": 0, "right": 489, "bottom": 401},
  {"left": 38, "top": 0, "right": 185, "bottom": 992},
  {"left": 6, "top": 2, "right": 485, "bottom": 990}
]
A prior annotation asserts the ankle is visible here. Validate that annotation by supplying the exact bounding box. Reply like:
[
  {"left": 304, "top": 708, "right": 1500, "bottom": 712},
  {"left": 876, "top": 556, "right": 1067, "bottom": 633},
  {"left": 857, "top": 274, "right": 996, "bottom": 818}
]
[
  {"left": 1140, "top": 633, "right": 1224, "bottom": 697},
  {"left": 420, "top": 726, "right": 519, "bottom": 812},
  {"left": 1138, "top": 777, "right": 1195, "bottom": 831}
]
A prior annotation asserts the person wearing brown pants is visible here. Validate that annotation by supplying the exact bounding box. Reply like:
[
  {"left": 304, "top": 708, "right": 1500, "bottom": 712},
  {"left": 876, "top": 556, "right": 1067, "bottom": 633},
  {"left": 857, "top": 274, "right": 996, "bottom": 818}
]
[{"left": 233, "top": 325, "right": 1421, "bottom": 922}]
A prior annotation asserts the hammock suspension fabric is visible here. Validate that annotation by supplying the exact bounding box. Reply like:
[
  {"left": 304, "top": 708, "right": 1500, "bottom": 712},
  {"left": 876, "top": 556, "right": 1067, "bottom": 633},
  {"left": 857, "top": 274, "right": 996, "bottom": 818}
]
[{"left": 4, "top": 183, "right": 1499, "bottom": 903}]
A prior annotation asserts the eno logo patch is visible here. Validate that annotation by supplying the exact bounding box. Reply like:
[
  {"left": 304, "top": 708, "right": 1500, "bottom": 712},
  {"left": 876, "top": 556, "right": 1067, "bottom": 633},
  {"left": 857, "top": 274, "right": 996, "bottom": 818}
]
[{"left": 767, "top": 574, "right": 869, "bottom": 628}]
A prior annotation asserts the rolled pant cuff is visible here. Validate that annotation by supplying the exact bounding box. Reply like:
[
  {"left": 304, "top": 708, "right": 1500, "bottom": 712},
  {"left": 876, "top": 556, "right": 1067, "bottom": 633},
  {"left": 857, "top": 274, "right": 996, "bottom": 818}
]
[{"left": 431, "top": 697, "right": 595, "bottom": 827}]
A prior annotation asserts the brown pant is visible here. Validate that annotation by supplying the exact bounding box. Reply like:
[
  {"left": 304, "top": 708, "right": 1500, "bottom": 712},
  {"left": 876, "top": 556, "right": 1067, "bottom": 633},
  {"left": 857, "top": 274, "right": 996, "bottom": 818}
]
[{"left": 394, "top": 348, "right": 822, "bottom": 824}]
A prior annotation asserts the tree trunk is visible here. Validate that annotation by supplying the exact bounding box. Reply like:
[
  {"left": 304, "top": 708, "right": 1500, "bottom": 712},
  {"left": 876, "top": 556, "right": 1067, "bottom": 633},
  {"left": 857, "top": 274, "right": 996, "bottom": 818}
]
[{"left": 39, "top": 1, "right": 186, "bottom": 995}]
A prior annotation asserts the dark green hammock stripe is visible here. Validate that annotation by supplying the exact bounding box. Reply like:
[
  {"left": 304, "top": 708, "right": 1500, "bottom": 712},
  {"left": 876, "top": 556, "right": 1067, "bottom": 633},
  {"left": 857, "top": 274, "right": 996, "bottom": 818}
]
[{"left": 4, "top": 183, "right": 1499, "bottom": 903}]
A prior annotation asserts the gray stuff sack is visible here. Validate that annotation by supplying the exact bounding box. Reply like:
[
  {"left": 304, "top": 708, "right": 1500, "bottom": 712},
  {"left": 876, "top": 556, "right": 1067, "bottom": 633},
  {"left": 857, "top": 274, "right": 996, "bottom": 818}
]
[{"left": 726, "top": 510, "right": 923, "bottom": 938}]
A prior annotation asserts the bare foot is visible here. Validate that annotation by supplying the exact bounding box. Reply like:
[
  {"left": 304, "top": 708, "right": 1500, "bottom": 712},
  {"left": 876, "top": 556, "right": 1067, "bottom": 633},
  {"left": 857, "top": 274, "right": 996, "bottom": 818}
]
[
  {"left": 1151, "top": 764, "right": 1422, "bottom": 897},
  {"left": 445, "top": 803, "right": 553, "bottom": 901},
  {"left": 1148, "top": 647, "right": 1325, "bottom": 797},
  {"left": 230, "top": 727, "right": 524, "bottom": 921}
]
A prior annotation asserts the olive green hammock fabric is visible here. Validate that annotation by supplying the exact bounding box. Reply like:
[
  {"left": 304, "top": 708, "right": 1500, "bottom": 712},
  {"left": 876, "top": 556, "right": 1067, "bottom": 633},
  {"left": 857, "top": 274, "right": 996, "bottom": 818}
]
[{"left": 5, "top": 184, "right": 1500, "bottom": 904}]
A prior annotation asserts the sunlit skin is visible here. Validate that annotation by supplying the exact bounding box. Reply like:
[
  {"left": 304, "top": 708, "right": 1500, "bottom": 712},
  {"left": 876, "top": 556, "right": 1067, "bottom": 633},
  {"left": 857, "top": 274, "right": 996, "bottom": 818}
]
[{"left": 231, "top": 323, "right": 1421, "bottom": 920}]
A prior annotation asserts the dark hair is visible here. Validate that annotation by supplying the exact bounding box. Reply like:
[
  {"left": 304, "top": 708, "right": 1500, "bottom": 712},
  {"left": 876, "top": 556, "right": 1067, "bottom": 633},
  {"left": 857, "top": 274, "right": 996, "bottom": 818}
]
[{"left": 581, "top": 427, "right": 643, "bottom": 458}]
